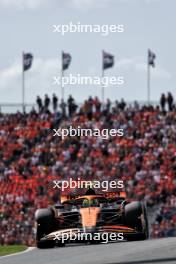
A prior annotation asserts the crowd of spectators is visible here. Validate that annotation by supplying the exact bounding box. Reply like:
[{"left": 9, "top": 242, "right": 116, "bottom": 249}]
[
  {"left": 151, "top": 195, "right": 176, "bottom": 237},
  {"left": 0, "top": 94, "right": 175, "bottom": 245},
  {"left": 160, "top": 92, "right": 174, "bottom": 112}
]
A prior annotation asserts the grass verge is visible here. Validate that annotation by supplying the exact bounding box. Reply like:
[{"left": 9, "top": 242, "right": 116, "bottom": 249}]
[{"left": 0, "top": 245, "right": 27, "bottom": 256}]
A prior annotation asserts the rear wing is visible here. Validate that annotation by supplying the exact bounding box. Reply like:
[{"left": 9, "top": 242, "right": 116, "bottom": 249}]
[{"left": 60, "top": 191, "right": 126, "bottom": 203}]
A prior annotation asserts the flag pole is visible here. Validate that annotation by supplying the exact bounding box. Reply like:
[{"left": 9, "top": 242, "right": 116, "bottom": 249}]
[
  {"left": 61, "top": 51, "right": 64, "bottom": 101},
  {"left": 102, "top": 50, "right": 104, "bottom": 107},
  {"left": 102, "top": 69, "right": 104, "bottom": 106},
  {"left": 22, "top": 51, "right": 25, "bottom": 113},
  {"left": 147, "top": 49, "right": 150, "bottom": 105},
  {"left": 62, "top": 70, "right": 64, "bottom": 101}
]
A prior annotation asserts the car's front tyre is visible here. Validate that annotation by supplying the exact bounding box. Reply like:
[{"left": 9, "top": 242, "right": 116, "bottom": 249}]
[{"left": 35, "top": 208, "right": 56, "bottom": 248}]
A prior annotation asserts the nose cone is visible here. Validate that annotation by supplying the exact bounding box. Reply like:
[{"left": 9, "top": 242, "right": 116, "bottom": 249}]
[
  {"left": 80, "top": 207, "right": 100, "bottom": 228},
  {"left": 83, "top": 226, "right": 97, "bottom": 233}
]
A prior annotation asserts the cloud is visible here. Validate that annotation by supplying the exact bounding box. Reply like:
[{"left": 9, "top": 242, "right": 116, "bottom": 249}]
[
  {"left": 0, "top": 0, "right": 103, "bottom": 9},
  {"left": 0, "top": 0, "right": 49, "bottom": 9},
  {"left": 0, "top": 55, "right": 172, "bottom": 104},
  {"left": 0, "top": 57, "right": 60, "bottom": 102},
  {"left": 117, "top": 58, "right": 135, "bottom": 69},
  {"left": 0, "top": 62, "right": 21, "bottom": 87},
  {"left": 66, "top": 0, "right": 113, "bottom": 9},
  {"left": 0, "top": 57, "right": 60, "bottom": 85},
  {"left": 65, "top": 0, "right": 160, "bottom": 9},
  {"left": 0, "top": 0, "right": 160, "bottom": 9},
  {"left": 135, "top": 62, "right": 172, "bottom": 79},
  {"left": 0, "top": 0, "right": 132, "bottom": 10},
  {"left": 117, "top": 57, "right": 172, "bottom": 79},
  {"left": 144, "top": 0, "right": 160, "bottom": 3}
]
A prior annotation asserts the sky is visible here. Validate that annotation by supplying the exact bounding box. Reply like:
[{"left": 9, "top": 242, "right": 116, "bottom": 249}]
[{"left": 0, "top": 0, "right": 175, "bottom": 105}]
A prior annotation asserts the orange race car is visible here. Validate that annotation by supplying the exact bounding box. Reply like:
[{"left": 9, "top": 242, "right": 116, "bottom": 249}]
[{"left": 35, "top": 189, "right": 149, "bottom": 248}]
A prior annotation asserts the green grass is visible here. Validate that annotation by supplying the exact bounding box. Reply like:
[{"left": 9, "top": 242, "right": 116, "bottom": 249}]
[{"left": 0, "top": 245, "right": 27, "bottom": 256}]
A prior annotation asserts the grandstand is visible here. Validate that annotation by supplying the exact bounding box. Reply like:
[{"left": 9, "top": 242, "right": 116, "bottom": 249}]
[{"left": 0, "top": 96, "right": 175, "bottom": 245}]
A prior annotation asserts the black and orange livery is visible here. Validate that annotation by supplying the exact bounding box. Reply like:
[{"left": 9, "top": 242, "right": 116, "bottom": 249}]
[{"left": 35, "top": 190, "right": 149, "bottom": 248}]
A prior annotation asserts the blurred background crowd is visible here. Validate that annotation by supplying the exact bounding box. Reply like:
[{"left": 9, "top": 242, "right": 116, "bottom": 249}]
[{"left": 0, "top": 93, "right": 175, "bottom": 245}]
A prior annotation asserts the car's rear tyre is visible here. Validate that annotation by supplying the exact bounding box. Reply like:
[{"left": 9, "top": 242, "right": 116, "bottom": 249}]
[
  {"left": 125, "top": 202, "right": 149, "bottom": 241},
  {"left": 36, "top": 240, "right": 55, "bottom": 249},
  {"left": 35, "top": 208, "right": 56, "bottom": 248}
]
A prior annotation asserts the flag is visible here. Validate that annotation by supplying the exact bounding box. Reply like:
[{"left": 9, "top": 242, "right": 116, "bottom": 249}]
[
  {"left": 23, "top": 53, "right": 33, "bottom": 71},
  {"left": 103, "top": 50, "right": 114, "bottom": 70},
  {"left": 62, "top": 51, "right": 71, "bottom": 71},
  {"left": 148, "top": 49, "right": 156, "bottom": 67}
]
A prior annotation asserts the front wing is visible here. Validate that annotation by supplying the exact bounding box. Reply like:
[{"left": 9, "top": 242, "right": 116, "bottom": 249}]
[{"left": 41, "top": 226, "right": 141, "bottom": 243}]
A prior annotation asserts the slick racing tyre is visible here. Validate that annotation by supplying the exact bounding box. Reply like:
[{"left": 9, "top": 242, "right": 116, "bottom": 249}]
[
  {"left": 36, "top": 240, "right": 55, "bottom": 249},
  {"left": 35, "top": 208, "right": 56, "bottom": 248},
  {"left": 124, "top": 201, "right": 149, "bottom": 241}
]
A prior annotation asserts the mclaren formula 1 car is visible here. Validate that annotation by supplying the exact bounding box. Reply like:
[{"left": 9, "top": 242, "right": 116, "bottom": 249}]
[{"left": 35, "top": 189, "right": 149, "bottom": 248}]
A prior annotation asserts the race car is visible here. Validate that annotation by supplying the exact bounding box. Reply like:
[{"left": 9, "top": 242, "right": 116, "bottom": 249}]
[{"left": 35, "top": 189, "right": 149, "bottom": 248}]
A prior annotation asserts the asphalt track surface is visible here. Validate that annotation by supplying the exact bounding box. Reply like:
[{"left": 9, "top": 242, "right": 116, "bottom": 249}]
[{"left": 0, "top": 238, "right": 176, "bottom": 264}]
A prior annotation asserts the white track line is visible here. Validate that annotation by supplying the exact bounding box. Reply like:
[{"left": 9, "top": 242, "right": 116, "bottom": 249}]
[{"left": 0, "top": 247, "right": 35, "bottom": 259}]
